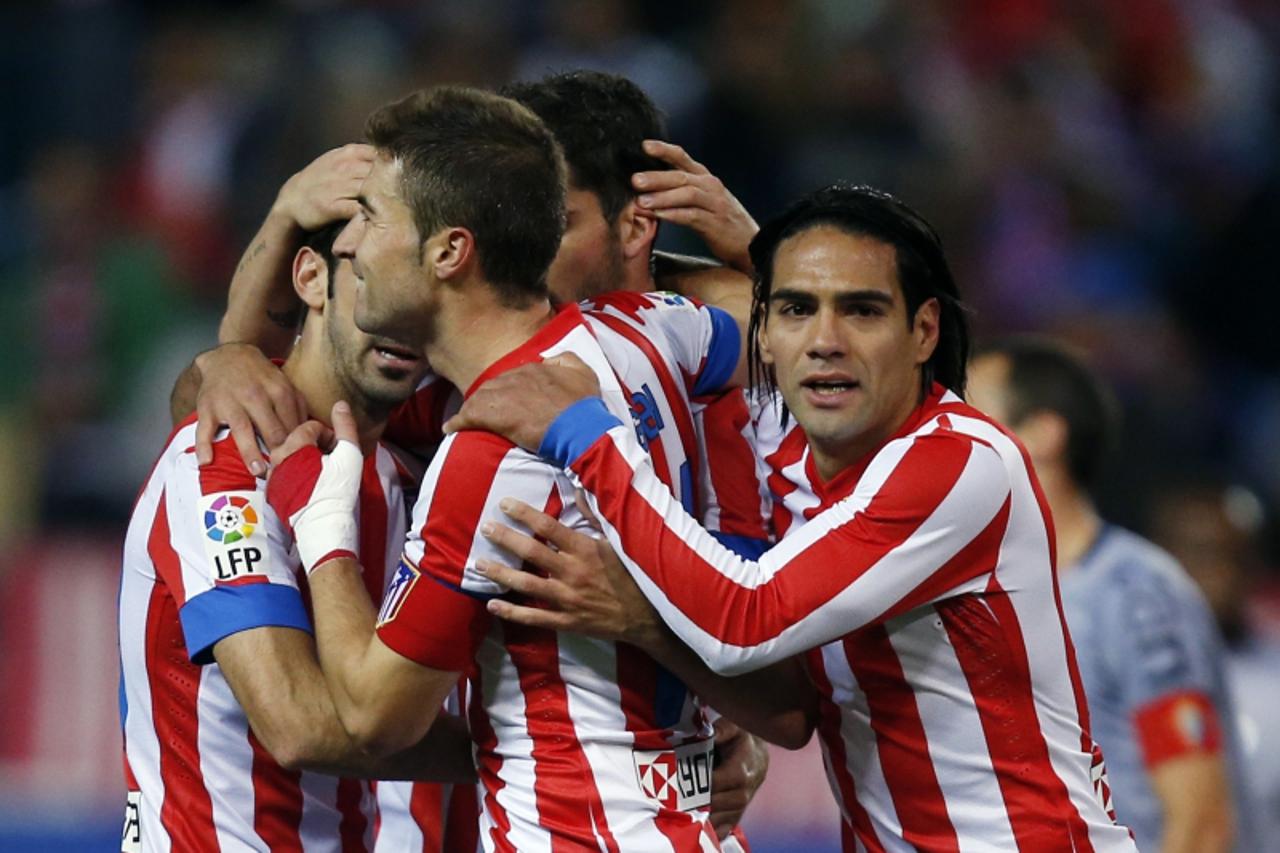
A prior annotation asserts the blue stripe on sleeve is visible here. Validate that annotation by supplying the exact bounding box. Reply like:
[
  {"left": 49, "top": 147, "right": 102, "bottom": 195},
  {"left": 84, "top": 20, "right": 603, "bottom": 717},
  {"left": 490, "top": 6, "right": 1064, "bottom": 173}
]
[
  {"left": 691, "top": 306, "right": 740, "bottom": 397},
  {"left": 180, "top": 583, "right": 312, "bottom": 665},
  {"left": 538, "top": 397, "right": 625, "bottom": 468},
  {"left": 710, "top": 530, "right": 772, "bottom": 560}
]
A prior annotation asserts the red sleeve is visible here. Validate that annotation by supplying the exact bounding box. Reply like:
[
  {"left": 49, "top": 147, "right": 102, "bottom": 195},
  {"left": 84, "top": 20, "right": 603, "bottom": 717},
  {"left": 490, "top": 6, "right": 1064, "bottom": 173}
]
[
  {"left": 376, "top": 558, "right": 489, "bottom": 672},
  {"left": 1133, "top": 690, "right": 1223, "bottom": 768}
]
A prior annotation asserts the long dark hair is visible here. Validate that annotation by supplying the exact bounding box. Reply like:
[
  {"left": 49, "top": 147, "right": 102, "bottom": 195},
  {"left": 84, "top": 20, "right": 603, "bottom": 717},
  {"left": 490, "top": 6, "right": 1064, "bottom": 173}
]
[{"left": 747, "top": 183, "right": 971, "bottom": 401}]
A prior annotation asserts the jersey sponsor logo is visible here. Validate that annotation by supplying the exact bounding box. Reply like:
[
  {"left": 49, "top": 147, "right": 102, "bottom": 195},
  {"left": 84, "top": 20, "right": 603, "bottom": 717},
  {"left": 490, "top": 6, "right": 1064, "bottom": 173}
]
[
  {"left": 199, "top": 491, "right": 270, "bottom": 583},
  {"left": 121, "top": 790, "right": 141, "bottom": 853},
  {"left": 378, "top": 558, "right": 420, "bottom": 626},
  {"left": 629, "top": 383, "right": 665, "bottom": 448},
  {"left": 633, "top": 738, "right": 713, "bottom": 812}
]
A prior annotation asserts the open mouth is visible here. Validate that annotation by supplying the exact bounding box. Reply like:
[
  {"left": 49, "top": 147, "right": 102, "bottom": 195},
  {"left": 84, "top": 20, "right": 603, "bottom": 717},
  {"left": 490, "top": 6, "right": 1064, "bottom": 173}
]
[
  {"left": 371, "top": 341, "right": 421, "bottom": 366},
  {"left": 802, "top": 378, "right": 859, "bottom": 396}
]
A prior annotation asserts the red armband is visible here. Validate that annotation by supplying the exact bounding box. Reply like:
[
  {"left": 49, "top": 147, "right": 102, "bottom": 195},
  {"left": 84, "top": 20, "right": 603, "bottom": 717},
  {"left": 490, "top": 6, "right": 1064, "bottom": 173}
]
[
  {"left": 376, "top": 566, "right": 488, "bottom": 672},
  {"left": 1133, "top": 690, "right": 1222, "bottom": 768}
]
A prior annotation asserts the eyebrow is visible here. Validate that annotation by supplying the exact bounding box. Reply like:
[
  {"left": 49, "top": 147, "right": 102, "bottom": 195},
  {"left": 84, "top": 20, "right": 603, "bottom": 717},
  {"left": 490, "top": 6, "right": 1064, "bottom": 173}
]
[
  {"left": 770, "top": 288, "right": 894, "bottom": 304},
  {"left": 357, "top": 194, "right": 376, "bottom": 215}
]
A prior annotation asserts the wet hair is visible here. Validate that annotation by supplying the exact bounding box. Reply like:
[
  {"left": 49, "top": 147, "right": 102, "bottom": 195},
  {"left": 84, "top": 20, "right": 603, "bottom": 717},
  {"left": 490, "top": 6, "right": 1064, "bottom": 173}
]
[
  {"left": 500, "top": 70, "right": 668, "bottom": 223},
  {"left": 747, "top": 182, "right": 970, "bottom": 400},
  {"left": 365, "top": 86, "right": 567, "bottom": 306},
  {"left": 977, "top": 336, "right": 1120, "bottom": 492}
]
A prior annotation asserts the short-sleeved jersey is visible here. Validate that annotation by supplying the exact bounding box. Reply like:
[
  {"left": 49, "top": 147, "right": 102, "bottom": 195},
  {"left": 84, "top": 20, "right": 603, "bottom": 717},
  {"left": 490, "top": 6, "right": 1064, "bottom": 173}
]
[
  {"left": 541, "top": 384, "right": 1138, "bottom": 852},
  {"left": 118, "top": 418, "right": 405, "bottom": 852},
  {"left": 376, "top": 297, "right": 738, "bottom": 852},
  {"left": 1062, "top": 525, "right": 1259, "bottom": 852}
]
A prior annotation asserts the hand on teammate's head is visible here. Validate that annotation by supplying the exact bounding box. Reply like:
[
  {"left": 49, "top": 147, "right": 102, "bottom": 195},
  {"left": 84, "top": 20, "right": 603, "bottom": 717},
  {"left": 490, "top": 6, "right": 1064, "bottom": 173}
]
[
  {"left": 273, "top": 143, "right": 376, "bottom": 232},
  {"left": 632, "top": 140, "right": 758, "bottom": 275}
]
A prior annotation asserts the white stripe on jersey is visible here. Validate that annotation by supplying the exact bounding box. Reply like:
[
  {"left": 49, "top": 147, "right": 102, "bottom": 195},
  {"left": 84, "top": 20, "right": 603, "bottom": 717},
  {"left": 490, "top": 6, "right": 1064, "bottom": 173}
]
[{"left": 120, "top": 422, "right": 402, "bottom": 852}]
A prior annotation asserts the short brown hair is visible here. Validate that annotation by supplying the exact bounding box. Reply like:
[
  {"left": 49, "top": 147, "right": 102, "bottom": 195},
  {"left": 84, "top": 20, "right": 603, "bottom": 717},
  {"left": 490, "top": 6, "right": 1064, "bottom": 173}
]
[{"left": 365, "top": 86, "right": 567, "bottom": 306}]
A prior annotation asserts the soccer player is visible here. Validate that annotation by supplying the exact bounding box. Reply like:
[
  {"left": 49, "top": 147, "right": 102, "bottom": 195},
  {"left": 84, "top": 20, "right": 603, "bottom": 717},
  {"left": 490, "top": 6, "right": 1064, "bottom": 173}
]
[
  {"left": 119, "top": 221, "right": 473, "bottom": 851},
  {"left": 501, "top": 71, "right": 773, "bottom": 567},
  {"left": 967, "top": 338, "right": 1256, "bottom": 853},
  {"left": 446, "top": 184, "right": 1139, "bottom": 851},
  {"left": 191, "top": 70, "right": 772, "bottom": 843},
  {"left": 266, "top": 85, "right": 763, "bottom": 851}
]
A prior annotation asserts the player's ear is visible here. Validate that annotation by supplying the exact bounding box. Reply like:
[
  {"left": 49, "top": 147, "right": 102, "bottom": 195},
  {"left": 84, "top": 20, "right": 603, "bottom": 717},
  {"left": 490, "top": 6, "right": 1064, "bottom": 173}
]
[
  {"left": 426, "top": 226, "right": 476, "bottom": 282},
  {"left": 293, "top": 247, "right": 329, "bottom": 310},
  {"left": 757, "top": 319, "right": 775, "bottom": 366},
  {"left": 912, "top": 297, "right": 941, "bottom": 365},
  {"left": 617, "top": 198, "right": 658, "bottom": 262}
]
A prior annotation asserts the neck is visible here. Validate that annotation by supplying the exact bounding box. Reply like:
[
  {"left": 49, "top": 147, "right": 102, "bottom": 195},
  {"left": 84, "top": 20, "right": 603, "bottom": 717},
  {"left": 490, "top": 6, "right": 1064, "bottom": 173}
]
[
  {"left": 1039, "top": 468, "right": 1101, "bottom": 573},
  {"left": 619, "top": 253, "right": 654, "bottom": 293},
  {"left": 425, "top": 284, "right": 555, "bottom": 392},
  {"left": 283, "top": 330, "right": 386, "bottom": 455}
]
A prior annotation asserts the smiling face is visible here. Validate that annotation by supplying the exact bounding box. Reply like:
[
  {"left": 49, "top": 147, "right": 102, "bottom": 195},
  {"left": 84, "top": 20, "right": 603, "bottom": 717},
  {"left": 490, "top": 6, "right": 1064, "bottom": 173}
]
[
  {"left": 759, "top": 226, "right": 939, "bottom": 479},
  {"left": 334, "top": 153, "right": 438, "bottom": 349}
]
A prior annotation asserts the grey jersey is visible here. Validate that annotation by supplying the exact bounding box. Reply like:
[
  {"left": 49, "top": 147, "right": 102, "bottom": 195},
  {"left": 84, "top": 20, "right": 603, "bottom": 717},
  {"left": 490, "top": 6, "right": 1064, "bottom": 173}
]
[{"left": 1061, "top": 525, "right": 1259, "bottom": 852}]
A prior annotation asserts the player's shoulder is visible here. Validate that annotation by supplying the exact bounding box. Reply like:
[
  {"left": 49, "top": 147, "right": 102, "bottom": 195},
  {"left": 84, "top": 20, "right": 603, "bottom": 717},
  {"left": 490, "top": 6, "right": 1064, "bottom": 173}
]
[
  {"left": 154, "top": 418, "right": 261, "bottom": 496},
  {"left": 1088, "top": 526, "right": 1202, "bottom": 603},
  {"left": 585, "top": 289, "right": 701, "bottom": 319},
  {"left": 425, "top": 429, "right": 547, "bottom": 490}
]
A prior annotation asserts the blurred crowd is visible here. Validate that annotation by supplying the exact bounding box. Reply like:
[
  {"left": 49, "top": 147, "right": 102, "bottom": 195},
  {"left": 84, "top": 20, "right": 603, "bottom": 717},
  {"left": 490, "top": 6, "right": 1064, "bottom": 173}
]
[{"left": 2, "top": 0, "right": 1279, "bottom": 661}]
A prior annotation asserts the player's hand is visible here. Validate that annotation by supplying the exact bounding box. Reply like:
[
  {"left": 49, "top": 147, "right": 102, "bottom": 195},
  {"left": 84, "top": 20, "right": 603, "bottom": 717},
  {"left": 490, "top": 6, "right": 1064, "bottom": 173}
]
[
  {"left": 633, "top": 140, "right": 758, "bottom": 275},
  {"left": 475, "top": 498, "right": 663, "bottom": 647},
  {"left": 266, "top": 402, "right": 363, "bottom": 574},
  {"left": 194, "top": 343, "right": 308, "bottom": 476},
  {"left": 442, "top": 353, "right": 600, "bottom": 451},
  {"left": 272, "top": 143, "right": 375, "bottom": 232},
  {"left": 709, "top": 718, "right": 769, "bottom": 840}
]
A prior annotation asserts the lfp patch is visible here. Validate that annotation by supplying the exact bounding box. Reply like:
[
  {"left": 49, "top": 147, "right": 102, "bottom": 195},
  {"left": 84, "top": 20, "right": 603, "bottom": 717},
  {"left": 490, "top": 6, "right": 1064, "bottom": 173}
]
[
  {"left": 205, "top": 494, "right": 258, "bottom": 544},
  {"left": 199, "top": 491, "right": 271, "bottom": 584}
]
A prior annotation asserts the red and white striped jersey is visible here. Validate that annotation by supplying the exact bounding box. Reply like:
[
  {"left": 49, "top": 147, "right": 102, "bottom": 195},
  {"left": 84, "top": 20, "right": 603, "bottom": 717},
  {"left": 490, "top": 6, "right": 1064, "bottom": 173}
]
[
  {"left": 374, "top": 681, "right": 479, "bottom": 853},
  {"left": 543, "top": 384, "right": 1138, "bottom": 852},
  {"left": 118, "top": 418, "right": 405, "bottom": 852},
  {"left": 376, "top": 297, "right": 739, "bottom": 852},
  {"left": 691, "top": 388, "right": 773, "bottom": 559}
]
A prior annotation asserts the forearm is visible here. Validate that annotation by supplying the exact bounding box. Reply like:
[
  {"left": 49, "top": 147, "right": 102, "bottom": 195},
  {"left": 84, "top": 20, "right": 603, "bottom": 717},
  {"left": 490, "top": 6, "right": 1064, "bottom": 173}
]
[
  {"left": 220, "top": 209, "right": 305, "bottom": 357},
  {"left": 372, "top": 712, "right": 475, "bottom": 784},
  {"left": 642, "top": 626, "right": 815, "bottom": 749},
  {"left": 1152, "top": 753, "right": 1235, "bottom": 853},
  {"left": 170, "top": 359, "right": 202, "bottom": 425},
  {"left": 218, "top": 624, "right": 463, "bottom": 779},
  {"left": 307, "top": 558, "right": 388, "bottom": 723}
]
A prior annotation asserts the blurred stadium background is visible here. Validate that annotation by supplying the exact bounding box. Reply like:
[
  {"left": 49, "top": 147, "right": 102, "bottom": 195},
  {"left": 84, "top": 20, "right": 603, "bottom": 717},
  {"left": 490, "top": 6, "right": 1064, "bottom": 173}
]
[{"left": 1, "top": 0, "right": 1278, "bottom": 849}]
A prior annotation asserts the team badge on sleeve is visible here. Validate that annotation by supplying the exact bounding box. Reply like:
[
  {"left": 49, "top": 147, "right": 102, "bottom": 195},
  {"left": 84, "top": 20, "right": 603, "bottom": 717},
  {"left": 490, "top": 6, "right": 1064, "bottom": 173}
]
[
  {"left": 199, "top": 491, "right": 272, "bottom": 584},
  {"left": 378, "top": 558, "right": 420, "bottom": 626}
]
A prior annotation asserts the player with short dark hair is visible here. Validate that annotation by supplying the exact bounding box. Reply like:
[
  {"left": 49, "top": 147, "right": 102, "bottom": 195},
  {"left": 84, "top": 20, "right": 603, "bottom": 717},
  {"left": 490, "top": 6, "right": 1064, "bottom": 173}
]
[
  {"left": 267, "top": 83, "right": 754, "bottom": 851},
  {"left": 120, "top": 205, "right": 472, "bottom": 852},
  {"left": 968, "top": 336, "right": 1255, "bottom": 853}
]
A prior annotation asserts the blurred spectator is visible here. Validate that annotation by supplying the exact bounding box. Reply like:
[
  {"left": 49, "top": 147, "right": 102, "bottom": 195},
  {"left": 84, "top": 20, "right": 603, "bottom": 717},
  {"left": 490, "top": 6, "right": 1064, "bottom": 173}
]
[{"left": 1149, "top": 480, "right": 1280, "bottom": 851}]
